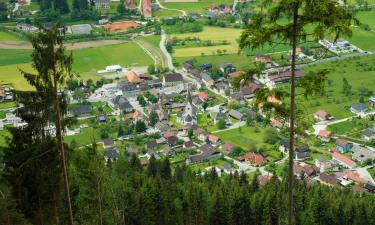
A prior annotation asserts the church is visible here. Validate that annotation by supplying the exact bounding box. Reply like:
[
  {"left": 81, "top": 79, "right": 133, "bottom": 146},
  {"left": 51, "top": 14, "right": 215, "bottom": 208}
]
[{"left": 177, "top": 90, "right": 197, "bottom": 125}]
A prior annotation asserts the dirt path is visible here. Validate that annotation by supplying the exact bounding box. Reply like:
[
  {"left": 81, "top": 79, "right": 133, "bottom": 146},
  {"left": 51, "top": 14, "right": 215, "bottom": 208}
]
[{"left": 0, "top": 40, "right": 129, "bottom": 50}]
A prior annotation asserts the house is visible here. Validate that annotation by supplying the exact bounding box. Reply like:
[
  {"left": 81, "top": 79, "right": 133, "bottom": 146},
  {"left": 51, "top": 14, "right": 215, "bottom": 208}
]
[
  {"left": 228, "top": 109, "right": 243, "bottom": 121},
  {"left": 335, "top": 139, "right": 353, "bottom": 153},
  {"left": 255, "top": 53, "right": 273, "bottom": 67},
  {"left": 351, "top": 145, "right": 375, "bottom": 163},
  {"left": 294, "top": 163, "right": 319, "bottom": 179},
  {"left": 146, "top": 139, "right": 158, "bottom": 151},
  {"left": 223, "top": 163, "right": 233, "bottom": 174},
  {"left": 177, "top": 90, "right": 197, "bottom": 125},
  {"left": 208, "top": 134, "right": 220, "bottom": 145},
  {"left": 96, "top": 114, "right": 108, "bottom": 123},
  {"left": 163, "top": 145, "right": 175, "bottom": 157},
  {"left": 267, "top": 68, "right": 305, "bottom": 83},
  {"left": 186, "top": 144, "right": 220, "bottom": 164},
  {"left": 295, "top": 145, "right": 311, "bottom": 161},
  {"left": 241, "top": 83, "right": 261, "bottom": 99},
  {"left": 163, "top": 73, "right": 183, "bottom": 87},
  {"left": 103, "top": 139, "right": 115, "bottom": 149},
  {"left": 332, "top": 150, "right": 356, "bottom": 168},
  {"left": 239, "top": 152, "right": 267, "bottom": 167},
  {"left": 279, "top": 140, "right": 290, "bottom": 154},
  {"left": 214, "top": 81, "right": 230, "bottom": 95},
  {"left": 214, "top": 111, "right": 228, "bottom": 124},
  {"left": 183, "top": 61, "right": 194, "bottom": 72},
  {"left": 127, "top": 146, "right": 139, "bottom": 156},
  {"left": 127, "top": 71, "right": 141, "bottom": 84},
  {"left": 317, "top": 130, "right": 331, "bottom": 142},
  {"left": 201, "top": 64, "right": 212, "bottom": 71},
  {"left": 118, "top": 81, "right": 139, "bottom": 97},
  {"left": 94, "top": 0, "right": 110, "bottom": 10},
  {"left": 315, "top": 157, "right": 333, "bottom": 173},
  {"left": 223, "top": 143, "right": 235, "bottom": 154},
  {"left": 319, "top": 173, "right": 340, "bottom": 187},
  {"left": 336, "top": 171, "right": 368, "bottom": 184},
  {"left": 229, "top": 71, "right": 244, "bottom": 79},
  {"left": 314, "top": 110, "right": 333, "bottom": 121},
  {"left": 163, "top": 130, "right": 174, "bottom": 139},
  {"left": 220, "top": 63, "right": 236, "bottom": 74},
  {"left": 365, "top": 183, "right": 375, "bottom": 193},
  {"left": 198, "top": 92, "right": 210, "bottom": 102},
  {"left": 258, "top": 175, "right": 273, "bottom": 187},
  {"left": 155, "top": 121, "right": 170, "bottom": 132},
  {"left": 369, "top": 96, "right": 375, "bottom": 108},
  {"left": 69, "top": 105, "right": 92, "bottom": 117},
  {"left": 195, "top": 128, "right": 210, "bottom": 142},
  {"left": 201, "top": 73, "right": 215, "bottom": 86},
  {"left": 113, "top": 96, "right": 134, "bottom": 114},
  {"left": 183, "top": 140, "right": 194, "bottom": 149},
  {"left": 167, "top": 136, "right": 178, "bottom": 146},
  {"left": 127, "top": 110, "right": 142, "bottom": 121},
  {"left": 104, "top": 148, "right": 119, "bottom": 162},
  {"left": 363, "top": 126, "right": 375, "bottom": 141},
  {"left": 141, "top": 0, "right": 152, "bottom": 17},
  {"left": 350, "top": 103, "right": 368, "bottom": 116}
]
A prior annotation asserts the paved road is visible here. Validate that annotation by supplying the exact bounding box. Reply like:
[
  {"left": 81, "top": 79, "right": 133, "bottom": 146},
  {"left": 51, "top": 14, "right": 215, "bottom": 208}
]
[
  {"left": 356, "top": 166, "right": 375, "bottom": 185},
  {"left": 160, "top": 30, "right": 174, "bottom": 70}
]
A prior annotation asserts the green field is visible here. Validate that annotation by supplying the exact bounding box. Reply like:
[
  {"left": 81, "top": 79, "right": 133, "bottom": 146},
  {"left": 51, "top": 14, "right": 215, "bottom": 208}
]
[
  {"left": 0, "top": 49, "right": 32, "bottom": 66},
  {"left": 175, "top": 53, "right": 254, "bottom": 70},
  {"left": 162, "top": 0, "right": 233, "bottom": 14},
  {"left": 72, "top": 43, "right": 153, "bottom": 73},
  {"left": 299, "top": 54, "right": 375, "bottom": 119},
  {"left": 0, "top": 31, "right": 24, "bottom": 41},
  {"left": 140, "top": 35, "right": 161, "bottom": 47},
  {"left": 170, "top": 26, "right": 242, "bottom": 57},
  {"left": 154, "top": 9, "right": 183, "bottom": 18},
  {"left": 0, "top": 63, "right": 35, "bottom": 90}
]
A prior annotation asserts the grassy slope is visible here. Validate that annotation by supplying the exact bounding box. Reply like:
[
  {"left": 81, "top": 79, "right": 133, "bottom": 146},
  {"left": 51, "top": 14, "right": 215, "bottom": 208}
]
[
  {"left": 154, "top": 9, "right": 183, "bottom": 18},
  {"left": 0, "top": 63, "right": 35, "bottom": 90},
  {"left": 0, "top": 49, "right": 32, "bottom": 66},
  {"left": 0, "top": 31, "right": 24, "bottom": 41},
  {"left": 300, "top": 54, "right": 375, "bottom": 119}
]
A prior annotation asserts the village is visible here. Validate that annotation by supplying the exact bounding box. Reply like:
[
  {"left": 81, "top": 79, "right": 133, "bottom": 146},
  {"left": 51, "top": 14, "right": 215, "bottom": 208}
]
[{"left": 0, "top": 0, "right": 375, "bottom": 195}]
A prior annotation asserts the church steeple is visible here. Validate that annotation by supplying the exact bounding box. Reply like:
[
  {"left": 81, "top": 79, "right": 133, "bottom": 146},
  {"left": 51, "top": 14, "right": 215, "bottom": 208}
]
[{"left": 187, "top": 87, "right": 192, "bottom": 104}]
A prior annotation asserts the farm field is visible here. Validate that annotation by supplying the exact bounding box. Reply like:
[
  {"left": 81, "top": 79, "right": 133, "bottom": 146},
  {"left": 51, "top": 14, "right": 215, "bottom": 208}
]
[
  {"left": 299, "top": 54, "right": 375, "bottom": 119},
  {"left": 154, "top": 9, "right": 183, "bottom": 18},
  {"left": 175, "top": 53, "right": 254, "bottom": 70},
  {"left": 0, "top": 63, "right": 34, "bottom": 90},
  {"left": 0, "top": 49, "right": 32, "bottom": 66},
  {"left": 140, "top": 35, "right": 161, "bottom": 47},
  {"left": 0, "top": 31, "right": 24, "bottom": 41},
  {"left": 161, "top": 0, "right": 233, "bottom": 14},
  {"left": 71, "top": 42, "right": 153, "bottom": 73},
  {"left": 170, "top": 26, "right": 242, "bottom": 57}
]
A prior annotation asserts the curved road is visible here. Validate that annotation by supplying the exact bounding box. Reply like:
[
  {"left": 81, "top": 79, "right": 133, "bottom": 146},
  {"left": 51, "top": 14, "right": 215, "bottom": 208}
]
[{"left": 155, "top": 0, "right": 187, "bottom": 16}]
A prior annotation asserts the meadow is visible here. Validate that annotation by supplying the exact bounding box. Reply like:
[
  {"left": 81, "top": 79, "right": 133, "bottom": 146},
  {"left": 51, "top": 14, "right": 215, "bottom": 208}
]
[
  {"left": 153, "top": 9, "right": 183, "bottom": 18},
  {"left": 161, "top": 0, "right": 233, "bottom": 14},
  {"left": 0, "top": 31, "right": 24, "bottom": 41},
  {"left": 0, "top": 49, "right": 32, "bottom": 66},
  {"left": 298, "top": 54, "right": 375, "bottom": 119},
  {"left": 0, "top": 63, "right": 35, "bottom": 90}
]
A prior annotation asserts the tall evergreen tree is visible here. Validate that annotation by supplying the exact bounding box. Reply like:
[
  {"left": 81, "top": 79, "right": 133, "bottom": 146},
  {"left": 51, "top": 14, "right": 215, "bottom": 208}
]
[
  {"left": 240, "top": 1, "right": 356, "bottom": 224},
  {"left": 54, "top": 0, "right": 70, "bottom": 14}
]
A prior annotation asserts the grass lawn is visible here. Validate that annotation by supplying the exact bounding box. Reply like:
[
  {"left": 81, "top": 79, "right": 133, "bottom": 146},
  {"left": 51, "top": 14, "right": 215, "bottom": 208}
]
[
  {"left": 174, "top": 53, "right": 255, "bottom": 70},
  {"left": 216, "top": 125, "right": 273, "bottom": 151},
  {"left": 0, "top": 49, "right": 32, "bottom": 66},
  {"left": 0, "top": 127, "right": 11, "bottom": 148},
  {"left": 0, "top": 31, "right": 24, "bottom": 41},
  {"left": 170, "top": 26, "right": 242, "bottom": 57},
  {"left": 0, "top": 101, "right": 16, "bottom": 109},
  {"left": 72, "top": 42, "right": 153, "bottom": 74},
  {"left": 328, "top": 118, "right": 374, "bottom": 137},
  {"left": 369, "top": 167, "right": 375, "bottom": 180},
  {"left": 0, "top": 63, "right": 34, "bottom": 90},
  {"left": 162, "top": 0, "right": 233, "bottom": 14},
  {"left": 154, "top": 9, "right": 183, "bottom": 17},
  {"left": 140, "top": 35, "right": 161, "bottom": 47},
  {"left": 298, "top": 54, "right": 375, "bottom": 119}
]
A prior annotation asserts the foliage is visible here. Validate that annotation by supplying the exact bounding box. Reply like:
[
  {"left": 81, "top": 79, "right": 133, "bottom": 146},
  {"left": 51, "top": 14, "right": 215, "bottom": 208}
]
[{"left": 217, "top": 119, "right": 226, "bottom": 130}]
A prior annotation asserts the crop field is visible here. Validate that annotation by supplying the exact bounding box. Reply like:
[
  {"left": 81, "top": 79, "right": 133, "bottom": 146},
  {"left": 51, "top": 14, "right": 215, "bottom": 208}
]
[
  {"left": 298, "top": 54, "right": 375, "bottom": 119},
  {"left": 71, "top": 43, "right": 153, "bottom": 73},
  {"left": 0, "top": 63, "right": 34, "bottom": 90},
  {"left": 153, "top": 9, "right": 183, "bottom": 18},
  {"left": 170, "top": 26, "right": 242, "bottom": 57},
  {"left": 162, "top": 0, "right": 233, "bottom": 14},
  {"left": 0, "top": 31, "right": 24, "bottom": 41},
  {"left": 0, "top": 49, "right": 32, "bottom": 66}
]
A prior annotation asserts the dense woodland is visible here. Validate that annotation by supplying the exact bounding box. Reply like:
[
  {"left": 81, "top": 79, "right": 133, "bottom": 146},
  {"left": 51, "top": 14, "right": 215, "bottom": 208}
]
[{"left": 2, "top": 152, "right": 375, "bottom": 225}]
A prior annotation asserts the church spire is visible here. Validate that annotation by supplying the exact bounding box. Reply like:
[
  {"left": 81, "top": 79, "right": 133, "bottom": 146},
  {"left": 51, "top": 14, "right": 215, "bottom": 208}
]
[{"left": 187, "top": 86, "right": 192, "bottom": 104}]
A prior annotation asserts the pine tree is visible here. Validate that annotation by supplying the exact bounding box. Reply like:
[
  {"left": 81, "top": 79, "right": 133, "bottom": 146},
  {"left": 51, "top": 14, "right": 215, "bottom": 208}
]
[{"left": 54, "top": 0, "right": 70, "bottom": 14}]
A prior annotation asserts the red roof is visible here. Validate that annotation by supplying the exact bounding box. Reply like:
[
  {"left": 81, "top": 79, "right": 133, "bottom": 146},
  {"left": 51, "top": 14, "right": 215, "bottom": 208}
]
[
  {"left": 229, "top": 71, "right": 245, "bottom": 79},
  {"left": 315, "top": 110, "right": 330, "bottom": 119},
  {"left": 318, "top": 130, "right": 331, "bottom": 138},
  {"left": 142, "top": 0, "right": 152, "bottom": 17},
  {"left": 243, "top": 152, "right": 267, "bottom": 166},
  {"left": 223, "top": 143, "right": 234, "bottom": 153},
  {"left": 267, "top": 96, "right": 282, "bottom": 105},
  {"left": 198, "top": 92, "right": 209, "bottom": 101},
  {"left": 209, "top": 134, "right": 220, "bottom": 143},
  {"left": 127, "top": 71, "right": 141, "bottom": 83},
  {"left": 332, "top": 151, "right": 356, "bottom": 167},
  {"left": 127, "top": 110, "right": 142, "bottom": 120},
  {"left": 163, "top": 130, "right": 173, "bottom": 138},
  {"left": 337, "top": 171, "right": 368, "bottom": 183}
]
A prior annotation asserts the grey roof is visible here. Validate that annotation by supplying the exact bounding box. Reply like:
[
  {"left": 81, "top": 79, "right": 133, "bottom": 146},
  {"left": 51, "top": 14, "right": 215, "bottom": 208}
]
[
  {"left": 146, "top": 140, "right": 158, "bottom": 150},
  {"left": 167, "top": 136, "right": 178, "bottom": 146},
  {"left": 351, "top": 103, "right": 368, "bottom": 112},
  {"left": 215, "top": 111, "right": 228, "bottom": 121},
  {"left": 71, "top": 24, "right": 92, "bottom": 35},
  {"left": 280, "top": 139, "right": 290, "bottom": 148},
  {"left": 118, "top": 81, "right": 138, "bottom": 92},
  {"left": 220, "top": 62, "right": 233, "bottom": 69},
  {"left": 228, "top": 109, "right": 243, "bottom": 120},
  {"left": 104, "top": 148, "right": 119, "bottom": 160},
  {"left": 69, "top": 105, "right": 92, "bottom": 116},
  {"left": 363, "top": 128, "right": 375, "bottom": 138},
  {"left": 352, "top": 146, "right": 375, "bottom": 162}
]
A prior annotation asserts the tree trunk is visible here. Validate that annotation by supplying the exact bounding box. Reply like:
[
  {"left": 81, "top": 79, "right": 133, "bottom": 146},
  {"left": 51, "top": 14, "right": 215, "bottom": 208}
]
[
  {"left": 288, "top": 3, "right": 299, "bottom": 225},
  {"left": 54, "top": 83, "right": 74, "bottom": 225}
]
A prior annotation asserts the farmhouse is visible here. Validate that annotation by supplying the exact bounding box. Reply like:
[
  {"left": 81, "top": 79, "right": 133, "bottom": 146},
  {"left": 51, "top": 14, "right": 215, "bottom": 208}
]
[
  {"left": 335, "top": 139, "right": 353, "bottom": 153},
  {"left": 163, "top": 73, "right": 184, "bottom": 87},
  {"left": 94, "top": 0, "right": 110, "bottom": 10},
  {"left": 350, "top": 103, "right": 368, "bottom": 116}
]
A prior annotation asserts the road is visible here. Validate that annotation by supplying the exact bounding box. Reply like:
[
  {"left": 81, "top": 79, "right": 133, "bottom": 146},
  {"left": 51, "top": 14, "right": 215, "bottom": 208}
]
[
  {"left": 160, "top": 30, "right": 174, "bottom": 70},
  {"left": 134, "top": 38, "right": 162, "bottom": 66},
  {"left": 155, "top": 0, "right": 187, "bottom": 16},
  {"left": 212, "top": 121, "right": 245, "bottom": 133}
]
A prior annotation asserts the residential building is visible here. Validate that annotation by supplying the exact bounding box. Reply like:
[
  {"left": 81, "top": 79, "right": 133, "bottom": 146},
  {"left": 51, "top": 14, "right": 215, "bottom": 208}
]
[
  {"left": 369, "top": 96, "right": 375, "bottom": 108},
  {"left": 351, "top": 145, "right": 375, "bottom": 163},
  {"left": 103, "top": 139, "right": 115, "bottom": 149},
  {"left": 94, "top": 0, "right": 110, "bottom": 10},
  {"left": 186, "top": 144, "right": 220, "bottom": 164},
  {"left": 146, "top": 139, "right": 158, "bottom": 151},
  {"left": 163, "top": 73, "right": 184, "bottom": 87},
  {"left": 96, "top": 114, "right": 108, "bottom": 123},
  {"left": 202, "top": 73, "right": 215, "bottom": 86},
  {"left": 315, "top": 157, "right": 333, "bottom": 173},
  {"left": 279, "top": 140, "right": 290, "bottom": 154},
  {"left": 69, "top": 105, "right": 92, "bottom": 117},
  {"left": 239, "top": 152, "right": 267, "bottom": 167},
  {"left": 183, "top": 140, "right": 194, "bottom": 149},
  {"left": 167, "top": 136, "right": 178, "bottom": 146},
  {"left": 223, "top": 143, "right": 234, "bottom": 155},
  {"left": 220, "top": 63, "right": 236, "bottom": 74},
  {"left": 319, "top": 173, "right": 340, "bottom": 187},
  {"left": 295, "top": 145, "right": 311, "bottom": 161},
  {"left": 314, "top": 110, "right": 333, "bottom": 121},
  {"left": 127, "top": 71, "right": 142, "bottom": 84},
  {"left": 350, "top": 103, "right": 368, "bottom": 116},
  {"left": 142, "top": 0, "right": 152, "bottom": 17},
  {"left": 104, "top": 148, "right": 119, "bottom": 162},
  {"left": 363, "top": 126, "right": 375, "bottom": 140},
  {"left": 335, "top": 139, "right": 353, "bottom": 153},
  {"left": 332, "top": 150, "right": 356, "bottom": 169},
  {"left": 228, "top": 109, "right": 243, "bottom": 121},
  {"left": 214, "top": 111, "right": 228, "bottom": 124},
  {"left": 317, "top": 130, "right": 331, "bottom": 142},
  {"left": 208, "top": 134, "right": 220, "bottom": 145}
]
